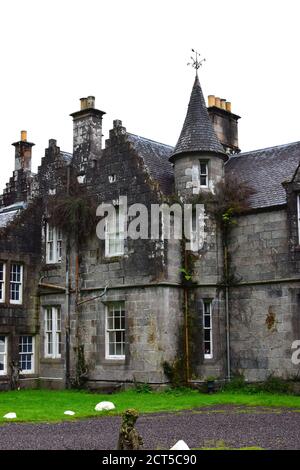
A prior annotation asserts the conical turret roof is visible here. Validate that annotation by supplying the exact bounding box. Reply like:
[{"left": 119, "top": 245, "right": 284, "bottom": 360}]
[{"left": 170, "top": 74, "right": 225, "bottom": 161}]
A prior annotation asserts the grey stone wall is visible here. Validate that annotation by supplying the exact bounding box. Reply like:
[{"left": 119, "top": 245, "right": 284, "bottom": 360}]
[
  {"left": 228, "top": 208, "right": 300, "bottom": 380},
  {"left": 77, "top": 286, "right": 183, "bottom": 386},
  {"left": 173, "top": 153, "right": 224, "bottom": 198}
]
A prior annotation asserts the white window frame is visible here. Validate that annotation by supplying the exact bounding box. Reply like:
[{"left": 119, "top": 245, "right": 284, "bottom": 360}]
[
  {"left": 105, "top": 303, "right": 125, "bottom": 360},
  {"left": 203, "top": 300, "right": 213, "bottom": 359},
  {"left": 44, "top": 306, "right": 62, "bottom": 359},
  {"left": 46, "top": 223, "right": 63, "bottom": 264},
  {"left": 0, "top": 336, "right": 8, "bottom": 376},
  {"left": 199, "top": 161, "right": 208, "bottom": 188},
  {"left": 10, "top": 263, "right": 23, "bottom": 305},
  {"left": 19, "top": 335, "right": 35, "bottom": 374},
  {"left": 0, "top": 262, "right": 6, "bottom": 303},
  {"left": 105, "top": 206, "right": 125, "bottom": 257},
  {"left": 297, "top": 194, "right": 300, "bottom": 245}
]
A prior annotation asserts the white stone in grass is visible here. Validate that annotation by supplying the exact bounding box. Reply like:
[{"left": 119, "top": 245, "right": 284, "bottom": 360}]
[
  {"left": 170, "top": 440, "right": 190, "bottom": 450},
  {"left": 3, "top": 412, "right": 17, "bottom": 419},
  {"left": 95, "top": 401, "right": 115, "bottom": 411},
  {"left": 64, "top": 410, "right": 75, "bottom": 416}
]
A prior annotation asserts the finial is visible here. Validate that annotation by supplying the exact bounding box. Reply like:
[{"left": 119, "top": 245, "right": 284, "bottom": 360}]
[{"left": 187, "top": 49, "right": 206, "bottom": 75}]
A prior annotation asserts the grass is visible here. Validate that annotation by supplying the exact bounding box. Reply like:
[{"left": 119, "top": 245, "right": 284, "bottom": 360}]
[{"left": 1, "top": 388, "right": 300, "bottom": 424}]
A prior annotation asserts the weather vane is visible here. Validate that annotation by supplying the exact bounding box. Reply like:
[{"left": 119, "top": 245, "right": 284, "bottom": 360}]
[{"left": 187, "top": 49, "right": 206, "bottom": 74}]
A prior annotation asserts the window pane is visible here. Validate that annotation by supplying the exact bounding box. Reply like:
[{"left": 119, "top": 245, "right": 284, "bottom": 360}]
[
  {"left": 47, "top": 333, "right": 53, "bottom": 355},
  {"left": 56, "top": 310, "right": 61, "bottom": 331},
  {"left": 204, "top": 302, "right": 211, "bottom": 314},
  {"left": 204, "top": 329, "right": 211, "bottom": 341},
  {"left": 0, "top": 336, "right": 5, "bottom": 353},
  {"left": 200, "top": 176, "right": 207, "bottom": 186},
  {"left": 107, "top": 315, "right": 114, "bottom": 329},
  {"left": 200, "top": 163, "right": 207, "bottom": 174}
]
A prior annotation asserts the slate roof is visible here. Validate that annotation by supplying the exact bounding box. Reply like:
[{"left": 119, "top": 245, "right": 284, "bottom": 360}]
[
  {"left": 0, "top": 201, "right": 26, "bottom": 228},
  {"left": 127, "top": 133, "right": 174, "bottom": 194},
  {"left": 170, "top": 74, "right": 225, "bottom": 161},
  {"left": 225, "top": 141, "right": 300, "bottom": 209}
]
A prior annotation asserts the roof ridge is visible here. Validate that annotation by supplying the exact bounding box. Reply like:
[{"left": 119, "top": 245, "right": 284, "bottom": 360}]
[
  {"left": 127, "top": 132, "right": 173, "bottom": 149},
  {"left": 233, "top": 140, "right": 300, "bottom": 159}
]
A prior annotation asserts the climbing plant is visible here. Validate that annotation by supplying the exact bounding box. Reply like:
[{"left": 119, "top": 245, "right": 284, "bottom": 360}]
[{"left": 47, "top": 176, "right": 98, "bottom": 245}]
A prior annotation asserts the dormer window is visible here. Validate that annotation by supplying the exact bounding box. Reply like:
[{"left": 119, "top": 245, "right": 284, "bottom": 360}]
[
  {"left": 199, "top": 161, "right": 208, "bottom": 187},
  {"left": 46, "top": 223, "right": 62, "bottom": 264}
]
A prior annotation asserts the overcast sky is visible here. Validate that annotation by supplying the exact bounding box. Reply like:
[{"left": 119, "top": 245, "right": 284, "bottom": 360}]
[{"left": 1, "top": 0, "right": 300, "bottom": 191}]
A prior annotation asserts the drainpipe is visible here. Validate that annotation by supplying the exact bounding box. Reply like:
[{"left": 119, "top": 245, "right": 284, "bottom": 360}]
[
  {"left": 65, "top": 163, "right": 71, "bottom": 388},
  {"left": 224, "top": 243, "right": 231, "bottom": 381},
  {"left": 184, "top": 249, "right": 190, "bottom": 384}
]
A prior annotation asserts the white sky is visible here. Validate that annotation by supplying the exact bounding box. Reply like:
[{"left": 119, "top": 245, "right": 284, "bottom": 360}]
[{"left": 1, "top": 0, "right": 300, "bottom": 191}]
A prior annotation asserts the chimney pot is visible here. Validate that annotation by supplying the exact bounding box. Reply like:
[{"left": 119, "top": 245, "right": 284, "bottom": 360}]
[
  {"left": 21, "top": 130, "right": 27, "bottom": 142},
  {"left": 80, "top": 97, "right": 88, "bottom": 110},
  {"left": 226, "top": 102, "right": 232, "bottom": 113},
  {"left": 208, "top": 95, "right": 216, "bottom": 107},
  {"left": 86, "top": 96, "right": 95, "bottom": 108},
  {"left": 220, "top": 99, "right": 226, "bottom": 110},
  {"left": 215, "top": 97, "right": 221, "bottom": 108}
]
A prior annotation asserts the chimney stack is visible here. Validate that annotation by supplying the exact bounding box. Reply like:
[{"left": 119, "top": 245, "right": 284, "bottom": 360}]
[
  {"left": 12, "top": 131, "right": 35, "bottom": 171},
  {"left": 207, "top": 96, "right": 240, "bottom": 154},
  {"left": 70, "top": 97, "right": 106, "bottom": 171}
]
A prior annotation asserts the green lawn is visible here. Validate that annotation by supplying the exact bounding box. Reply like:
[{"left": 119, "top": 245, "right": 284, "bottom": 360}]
[{"left": 0, "top": 388, "right": 300, "bottom": 424}]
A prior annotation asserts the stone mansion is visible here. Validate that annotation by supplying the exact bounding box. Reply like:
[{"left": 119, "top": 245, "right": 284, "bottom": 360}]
[{"left": 0, "top": 73, "right": 300, "bottom": 390}]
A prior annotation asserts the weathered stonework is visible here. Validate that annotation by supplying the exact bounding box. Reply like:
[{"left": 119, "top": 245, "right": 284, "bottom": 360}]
[{"left": 1, "top": 74, "right": 300, "bottom": 390}]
